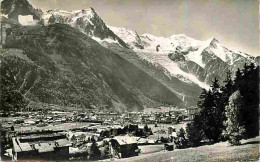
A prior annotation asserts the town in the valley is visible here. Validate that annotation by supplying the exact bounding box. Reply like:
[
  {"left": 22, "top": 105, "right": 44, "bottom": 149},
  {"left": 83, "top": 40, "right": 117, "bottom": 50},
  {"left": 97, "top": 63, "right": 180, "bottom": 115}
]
[
  {"left": 1, "top": 0, "right": 259, "bottom": 161},
  {"left": 0, "top": 106, "right": 199, "bottom": 160}
]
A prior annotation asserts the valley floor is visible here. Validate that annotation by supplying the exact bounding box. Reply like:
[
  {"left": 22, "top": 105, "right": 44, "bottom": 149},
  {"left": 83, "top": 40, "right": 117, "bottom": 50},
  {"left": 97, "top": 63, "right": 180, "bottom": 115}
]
[{"left": 112, "top": 136, "right": 260, "bottom": 162}]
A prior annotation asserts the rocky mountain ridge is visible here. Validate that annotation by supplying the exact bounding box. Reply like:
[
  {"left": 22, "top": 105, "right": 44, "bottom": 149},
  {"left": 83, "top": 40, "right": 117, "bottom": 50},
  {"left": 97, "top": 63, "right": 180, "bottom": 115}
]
[
  {"left": 0, "top": 0, "right": 257, "bottom": 111},
  {"left": 1, "top": 0, "right": 42, "bottom": 21},
  {"left": 41, "top": 8, "right": 129, "bottom": 48},
  {"left": 108, "top": 27, "right": 255, "bottom": 85}
]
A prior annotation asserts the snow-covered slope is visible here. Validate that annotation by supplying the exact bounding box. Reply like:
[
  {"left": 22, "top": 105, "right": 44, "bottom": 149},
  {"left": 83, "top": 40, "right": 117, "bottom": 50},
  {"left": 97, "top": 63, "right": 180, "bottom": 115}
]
[
  {"left": 42, "top": 8, "right": 129, "bottom": 48},
  {"left": 135, "top": 48, "right": 210, "bottom": 89},
  {"left": 46, "top": 7, "right": 253, "bottom": 90},
  {"left": 3, "top": 0, "right": 256, "bottom": 109},
  {"left": 140, "top": 34, "right": 211, "bottom": 68},
  {"left": 108, "top": 26, "right": 144, "bottom": 49},
  {"left": 139, "top": 34, "right": 254, "bottom": 67},
  {"left": 18, "top": 15, "right": 38, "bottom": 26},
  {"left": 39, "top": 6, "right": 254, "bottom": 90},
  {"left": 3, "top": 0, "right": 254, "bottom": 91},
  {"left": 130, "top": 33, "right": 255, "bottom": 88},
  {"left": 105, "top": 26, "right": 210, "bottom": 88}
]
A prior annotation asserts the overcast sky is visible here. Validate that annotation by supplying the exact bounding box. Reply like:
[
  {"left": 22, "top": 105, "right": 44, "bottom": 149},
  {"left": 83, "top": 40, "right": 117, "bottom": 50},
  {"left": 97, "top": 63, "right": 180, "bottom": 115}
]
[{"left": 28, "top": 0, "right": 259, "bottom": 56}]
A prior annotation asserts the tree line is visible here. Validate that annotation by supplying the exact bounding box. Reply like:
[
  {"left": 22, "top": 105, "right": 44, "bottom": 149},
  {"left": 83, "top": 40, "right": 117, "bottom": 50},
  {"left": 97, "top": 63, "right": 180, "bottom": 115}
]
[{"left": 182, "top": 63, "right": 259, "bottom": 146}]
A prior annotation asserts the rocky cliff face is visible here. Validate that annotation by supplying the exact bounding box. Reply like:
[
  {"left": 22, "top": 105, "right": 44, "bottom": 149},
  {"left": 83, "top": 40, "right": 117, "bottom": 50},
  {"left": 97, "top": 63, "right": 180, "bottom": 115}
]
[
  {"left": 1, "top": 0, "right": 42, "bottom": 21},
  {"left": 255, "top": 56, "right": 260, "bottom": 66},
  {"left": 42, "top": 8, "right": 129, "bottom": 48}
]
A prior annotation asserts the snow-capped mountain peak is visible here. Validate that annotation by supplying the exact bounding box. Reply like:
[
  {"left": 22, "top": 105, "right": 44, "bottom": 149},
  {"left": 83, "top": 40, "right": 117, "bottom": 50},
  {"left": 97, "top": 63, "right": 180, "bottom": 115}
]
[
  {"left": 43, "top": 8, "right": 95, "bottom": 26},
  {"left": 136, "top": 33, "right": 253, "bottom": 66},
  {"left": 2, "top": 0, "right": 255, "bottom": 92},
  {"left": 108, "top": 26, "right": 144, "bottom": 49},
  {"left": 41, "top": 7, "right": 129, "bottom": 48},
  {"left": 203, "top": 37, "right": 254, "bottom": 64},
  {"left": 209, "top": 37, "right": 219, "bottom": 45},
  {"left": 124, "top": 32, "right": 254, "bottom": 89}
]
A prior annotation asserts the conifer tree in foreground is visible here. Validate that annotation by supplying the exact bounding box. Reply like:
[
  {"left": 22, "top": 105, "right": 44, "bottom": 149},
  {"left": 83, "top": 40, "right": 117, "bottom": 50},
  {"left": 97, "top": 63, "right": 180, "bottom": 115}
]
[
  {"left": 199, "top": 78, "right": 225, "bottom": 142},
  {"left": 187, "top": 64, "right": 259, "bottom": 147},
  {"left": 221, "top": 70, "right": 235, "bottom": 106},
  {"left": 234, "top": 64, "right": 259, "bottom": 138},
  {"left": 223, "top": 91, "right": 245, "bottom": 145},
  {"left": 186, "top": 114, "right": 204, "bottom": 147}
]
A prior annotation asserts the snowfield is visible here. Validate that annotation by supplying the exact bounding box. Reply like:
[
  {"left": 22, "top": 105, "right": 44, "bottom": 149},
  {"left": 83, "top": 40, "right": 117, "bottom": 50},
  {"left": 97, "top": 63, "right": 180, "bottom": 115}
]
[
  {"left": 39, "top": 10, "right": 255, "bottom": 90},
  {"left": 18, "top": 15, "right": 37, "bottom": 26},
  {"left": 107, "top": 26, "right": 255, "bottom": 89},
  {"left": 42, "top": 9, "right": 95, "bottom": 26},
  {"left": 108, "top": 26, "right": 142, "bottom": 49},
  {"left": 134, "top": 48, "right": 210, "bottom": 90}
]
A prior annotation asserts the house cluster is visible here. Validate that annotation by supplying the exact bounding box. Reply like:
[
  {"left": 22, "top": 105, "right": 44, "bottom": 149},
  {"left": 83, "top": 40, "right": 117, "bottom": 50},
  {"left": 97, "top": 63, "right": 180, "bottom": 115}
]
[
  {"left": 186, "top": 106, "right": 201, "bottom": 120},
  {"left": 11, "top": 130, "right": 71, "bottom": 160},
  {"left": 1, "top": 106, "right": 201, "bottom": 160},
  {"left": 2, "top": 105, "right": 200, "bottom": 128},
  {"left": 9, "top": 123, "right": 155, "bottom": 160},
  {"left": 141, "top": 107, "right": 189, "bottom": 123},
  {"left": 1, "top": 113, "right": 189, "bottom": 161},
  {"left": 2, "top": 111, "right": 74, "bottom": 126},
  {"left": 89, "top": 106, "right": 194, "bottom": 124},
  {"left": 82, "top": 106, "right": 200, "bottom": 123}
]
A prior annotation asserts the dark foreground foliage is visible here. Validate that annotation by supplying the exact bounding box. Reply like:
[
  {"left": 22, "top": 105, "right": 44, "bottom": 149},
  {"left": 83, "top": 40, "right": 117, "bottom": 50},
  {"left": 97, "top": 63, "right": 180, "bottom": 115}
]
[{"left": 187, "top": 63, "right": 259, "bottom": 146}]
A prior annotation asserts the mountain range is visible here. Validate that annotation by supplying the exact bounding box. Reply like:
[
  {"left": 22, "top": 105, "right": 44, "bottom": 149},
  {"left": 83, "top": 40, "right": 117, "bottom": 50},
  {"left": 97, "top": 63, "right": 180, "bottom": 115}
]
[{"left": 0, "top": 0, "right": 258, "bottom": 111}]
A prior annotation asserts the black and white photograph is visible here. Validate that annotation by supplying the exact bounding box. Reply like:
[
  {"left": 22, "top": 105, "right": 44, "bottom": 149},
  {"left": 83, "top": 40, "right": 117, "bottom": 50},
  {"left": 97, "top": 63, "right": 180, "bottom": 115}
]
[{"left": 0, "top": 0, "right": 259, "bottom": 161}]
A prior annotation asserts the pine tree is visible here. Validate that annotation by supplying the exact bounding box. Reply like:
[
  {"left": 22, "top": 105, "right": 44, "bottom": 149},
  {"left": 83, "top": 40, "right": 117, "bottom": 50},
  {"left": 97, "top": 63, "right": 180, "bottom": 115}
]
[
  {"left": 232, "top": 64, "right": 259, "bottom": 138},
  {"left": 238, "top": 64, "right": 259, "bottom": 138},
  {"left": 223, "top": 91, "right": 245, "bottom": 145},
  {"left": 211, "top": 78, "right": 220, "bottom": 92},
  {"left": 210, "top": 79, "right": 225, "bottom": 141},
  {"left": 194, "top": 88, "right": 215, "bottom": 142},
  {"left": 221, "top": 70, "right": 235, "bottom": 106},
  {"left": 186, "top": 114, "right": 204, "bottom": 147},
  {"left": 234, "top": 68, "right": 242, "bottom": 90},
  {"left": 201, "top": 91, "right": 219, "bottom": 142},
  {"left": 212, "top": 78, "right": 225, "bottom": 116},
  {"left": 197, "top": 89, "right": 208, "bottom": 110},
  {"left": 199, "top": 78, "right": 225, "bottom": 142}
]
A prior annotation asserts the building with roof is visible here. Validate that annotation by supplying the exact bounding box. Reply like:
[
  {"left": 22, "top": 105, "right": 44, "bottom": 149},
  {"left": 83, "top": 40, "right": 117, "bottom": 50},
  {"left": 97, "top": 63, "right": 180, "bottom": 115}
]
[
  {"left": 186, "top": 106, "right": 200, "bottom": 120},
  {"left": 168, "top": 126, "right": 177, "bottom": 138},
  {"left": 12, "top": 133, "right": 71, "bottom": 160},
  {"left": 110, "top": 136, "right": 140, "bottom": 158}
]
